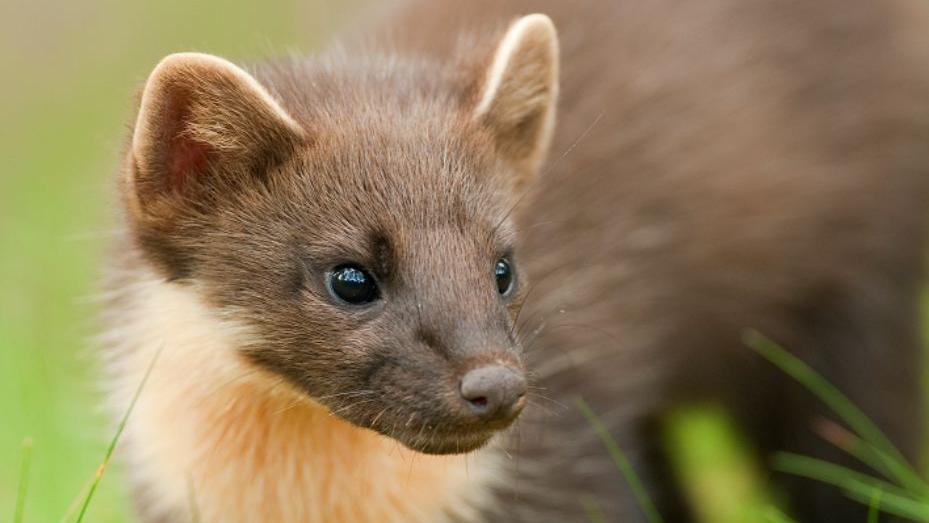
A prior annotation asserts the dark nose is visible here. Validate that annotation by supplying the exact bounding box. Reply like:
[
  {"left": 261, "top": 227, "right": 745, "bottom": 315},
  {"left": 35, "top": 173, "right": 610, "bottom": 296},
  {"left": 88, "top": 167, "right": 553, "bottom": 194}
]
[{"left": 459, "top": 365, "right": 527, "bottom": 422}]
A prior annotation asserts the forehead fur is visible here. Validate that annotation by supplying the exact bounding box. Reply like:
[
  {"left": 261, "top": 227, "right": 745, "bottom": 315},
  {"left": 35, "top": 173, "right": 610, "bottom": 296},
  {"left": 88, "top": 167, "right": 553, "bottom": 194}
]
[{"left": 248, "top": 52, "right": 516, "bottom": 242}]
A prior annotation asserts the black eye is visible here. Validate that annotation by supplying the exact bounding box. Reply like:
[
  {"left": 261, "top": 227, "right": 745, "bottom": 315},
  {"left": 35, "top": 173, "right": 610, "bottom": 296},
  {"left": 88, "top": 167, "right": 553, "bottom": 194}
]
[
  {"left": 328, "top": 264, "right": 379, "bottom": 305},
  {"left": 494, "top": 258, "right": 515, "bottom": 296}
]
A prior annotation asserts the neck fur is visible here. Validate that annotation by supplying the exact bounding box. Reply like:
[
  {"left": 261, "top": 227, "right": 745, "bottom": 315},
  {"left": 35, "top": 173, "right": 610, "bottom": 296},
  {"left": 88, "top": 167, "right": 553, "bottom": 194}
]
[{"left": 103, "top": 273, "right": 502, "bottom": 523}]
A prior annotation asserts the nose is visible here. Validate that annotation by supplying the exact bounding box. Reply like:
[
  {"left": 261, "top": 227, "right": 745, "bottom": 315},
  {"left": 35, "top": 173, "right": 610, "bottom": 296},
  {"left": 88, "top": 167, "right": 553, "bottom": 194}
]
[{"left": 459, "top": 365, "right": 527, "bottom": 422}]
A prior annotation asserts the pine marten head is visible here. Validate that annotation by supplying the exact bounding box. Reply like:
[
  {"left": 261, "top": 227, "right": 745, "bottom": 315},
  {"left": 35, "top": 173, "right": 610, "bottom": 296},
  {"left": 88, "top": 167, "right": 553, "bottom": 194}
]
[{"left": 121, "top": 15, "right": 558, "bottom": 455}]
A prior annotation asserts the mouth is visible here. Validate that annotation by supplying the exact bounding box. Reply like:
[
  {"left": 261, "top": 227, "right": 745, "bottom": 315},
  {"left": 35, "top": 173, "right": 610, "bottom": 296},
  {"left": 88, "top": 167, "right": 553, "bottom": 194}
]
[
  {"left": 325, "top": 402, "right": 510, "bottom": 454},
  {"left": 374, "top": 404, "right": 524, "bottom": 455},
  {"left": 314, "top": 366, "right": 527, "bottom": 455},
  {"left": 400, "top": 428, "right": 498, "bottom": 455}
]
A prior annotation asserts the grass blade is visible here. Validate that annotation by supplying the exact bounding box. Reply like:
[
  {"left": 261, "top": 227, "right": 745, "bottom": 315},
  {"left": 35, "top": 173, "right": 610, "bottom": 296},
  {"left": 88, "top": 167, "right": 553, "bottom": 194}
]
[
  {"left": 576, "top": 397, "right": 664, "bottom": 523},
  {"left": 869, "top": 488, "right": 882, "bottom": 523},
  {"left": 664, "top": 405, "right": 785, "bottom": 523},
  {"left": 58, "top": 473, "right": 94, "bottom": 523},
  {"left": 774, "top": 452, "right": 929, "bottom": 521},
  {"left": 814, "top": 419, "right": 923, "bottom": 499},
  {"left": 14, "top": 437, "right": 34, "bottom": 523},
  {"left": 744, "top": 330, "right": 929, "bottom": 496},
  {"left": 844, "top": 488, "right": 929, "bottom": 522},
  {"left": 759, "top": 506, "right": 797, "bottom": 523},
  {"left": 74, "top": 346, "right": 163, "bottom": 523}
]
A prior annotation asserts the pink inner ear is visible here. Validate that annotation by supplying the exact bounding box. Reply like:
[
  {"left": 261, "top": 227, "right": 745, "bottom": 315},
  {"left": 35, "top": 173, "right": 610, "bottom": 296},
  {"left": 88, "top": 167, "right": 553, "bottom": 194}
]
[
  {"left": 167, "top": 135, "right": 211, "bottom": 191},
  {"left": 162, "top": 89, "right": 212, "bottom": 192}
]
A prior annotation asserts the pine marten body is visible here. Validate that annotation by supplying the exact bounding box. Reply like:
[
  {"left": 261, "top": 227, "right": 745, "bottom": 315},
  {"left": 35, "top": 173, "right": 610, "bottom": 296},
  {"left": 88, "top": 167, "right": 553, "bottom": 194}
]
[{"left": 103, "top": 0, "right": 929, "bottom": 521}]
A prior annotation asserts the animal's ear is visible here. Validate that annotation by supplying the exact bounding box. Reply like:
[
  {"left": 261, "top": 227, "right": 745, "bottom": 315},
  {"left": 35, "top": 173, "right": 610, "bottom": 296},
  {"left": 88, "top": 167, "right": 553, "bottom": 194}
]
[
  {"left": 126, "top": 52, "right": 305, "bottom": 218},
  {"left": 472, "top": 14, "right": 559, "bottom": 186}
]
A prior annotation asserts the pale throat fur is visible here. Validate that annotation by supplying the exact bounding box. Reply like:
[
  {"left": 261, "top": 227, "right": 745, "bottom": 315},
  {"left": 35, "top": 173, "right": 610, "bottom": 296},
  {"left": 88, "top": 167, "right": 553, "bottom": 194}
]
[{"left": 104, "top": 271, "right": 504, "bottom": 523}]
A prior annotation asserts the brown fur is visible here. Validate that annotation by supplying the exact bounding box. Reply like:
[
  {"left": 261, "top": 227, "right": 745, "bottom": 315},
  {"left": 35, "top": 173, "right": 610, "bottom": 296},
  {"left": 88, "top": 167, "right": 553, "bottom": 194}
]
[{"left": 103, "top": 0, "right": 929, "bottom": 521}]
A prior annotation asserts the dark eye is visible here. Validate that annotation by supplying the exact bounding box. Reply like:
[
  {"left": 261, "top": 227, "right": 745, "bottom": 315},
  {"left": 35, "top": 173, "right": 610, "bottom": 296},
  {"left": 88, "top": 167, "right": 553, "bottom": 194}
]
[
  {"left": 494, "top": 258, "right": 515, "bottom": 296},
  {"left": 328, "top": 264, "right": 379, "bottom": 305}
]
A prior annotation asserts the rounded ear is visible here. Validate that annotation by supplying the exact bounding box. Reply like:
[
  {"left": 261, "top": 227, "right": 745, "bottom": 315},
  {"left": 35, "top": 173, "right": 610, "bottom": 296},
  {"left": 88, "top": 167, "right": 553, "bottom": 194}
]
[
  {"left": 123, "top": 52, "right": 306, "bottom": 279},
  {"left": 127, "top": 52, "right": 306, "bottom": 218},
  {"left": 472, "top": 14, "right": 559, "bottom": 187}
]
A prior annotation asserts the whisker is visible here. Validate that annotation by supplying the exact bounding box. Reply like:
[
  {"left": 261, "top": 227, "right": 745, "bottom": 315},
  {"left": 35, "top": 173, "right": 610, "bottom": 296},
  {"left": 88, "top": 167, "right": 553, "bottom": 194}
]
[
  {"left": 329, "top": 398, "right": 378, "bottom": 417},
  {"left": 487, "top": 111, "right": 606, "bottom": 243},
  {"left": 509, "top": 284, "right": 537, "bottom": 341},
  {"left": 542, "top": 111, "right": 605, "bottom": 178},
  {"left": 370, "top": 406, "right": 390, "bottom": 427},
  {"left": 313, "top": 390, "right": 377, "bottom": 402},
  {"left": 525, "top": 398, "right": 559, "bottom": 417}
]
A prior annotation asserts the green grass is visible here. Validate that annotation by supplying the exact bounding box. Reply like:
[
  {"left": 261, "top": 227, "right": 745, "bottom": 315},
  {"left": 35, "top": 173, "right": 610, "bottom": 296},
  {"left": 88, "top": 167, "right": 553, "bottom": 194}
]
[
  {"left": 0, "top": 1, "right": 344, "bottom": 520},
  {"left": 664, "top": 405, "right": 781, "bottom": 523},
  {"left": 746, "top": 331, "right": 928, "bottom": 495},
  {"left": 869, "top": 489, "right": 883, "bottom": 523},
  {"left": 74, "top": 346, "right": 161, "bottom": 523},
  {"left": 14, "top": 438, "right": 33, "bottom": 523},
  {"left": 577, "top": 397, "right": 664, "bottom": 523},
  {"left": 745, "top": 332, "right": 929, "bottom": 521},
  {"left": 575, "top": 332, "right": 929, "bottom": 522}
]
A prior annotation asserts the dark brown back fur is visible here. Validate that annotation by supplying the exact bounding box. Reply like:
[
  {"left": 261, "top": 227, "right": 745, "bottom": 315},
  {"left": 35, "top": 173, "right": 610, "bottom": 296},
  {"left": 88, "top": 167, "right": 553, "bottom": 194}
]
[{"left": 379, "top": 0, "right": 929, "bottom": 520}]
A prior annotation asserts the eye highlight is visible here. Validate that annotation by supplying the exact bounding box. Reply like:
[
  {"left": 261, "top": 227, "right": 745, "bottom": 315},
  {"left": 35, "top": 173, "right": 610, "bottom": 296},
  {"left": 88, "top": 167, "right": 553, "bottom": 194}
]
[
  {"left": 494, "top": 258, "right": 515, "bottom": 296},
  {"left": 327, "top": 264, "right": 380, "bottom": 305}
]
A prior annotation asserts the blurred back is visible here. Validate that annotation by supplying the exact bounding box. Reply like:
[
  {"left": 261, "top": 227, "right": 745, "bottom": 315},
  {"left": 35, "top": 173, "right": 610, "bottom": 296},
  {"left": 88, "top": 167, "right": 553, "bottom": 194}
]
[{"left": 382, "top": 0, "right": 929, "bottom": 520}]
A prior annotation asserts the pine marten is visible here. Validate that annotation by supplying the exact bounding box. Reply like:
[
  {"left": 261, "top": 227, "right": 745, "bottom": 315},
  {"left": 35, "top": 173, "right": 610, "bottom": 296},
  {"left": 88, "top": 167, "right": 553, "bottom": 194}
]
[{"left": 102, "top": 0, "right": 929, "bottom": 521}]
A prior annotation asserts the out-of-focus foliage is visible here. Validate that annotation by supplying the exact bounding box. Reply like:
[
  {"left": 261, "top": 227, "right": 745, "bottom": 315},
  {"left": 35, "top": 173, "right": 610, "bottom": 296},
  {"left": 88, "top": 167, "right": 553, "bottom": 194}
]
[{"left": 0, "top": 1, "right": 363, "bottom": 520}]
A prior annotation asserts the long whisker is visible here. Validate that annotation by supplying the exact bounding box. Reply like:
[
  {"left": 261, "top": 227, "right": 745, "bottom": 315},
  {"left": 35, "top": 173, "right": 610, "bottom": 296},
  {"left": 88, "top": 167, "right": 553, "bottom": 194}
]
[
  {"left": 509, "top": 283, "right": 537, "bottom": 342},
  {"left": 313, "top": 390, "right": 377, "bottom": 402},
  {"left": 487, "top": 111, "right": 606, "bottom": 242},
  {"left": 542, "top": 111, "right": 605, "bottom": 179},
  {"left": 527, "top": 391, "right": 568, "bottom": 412},
  {"left": 329, "top": 398, "right": 379, "bottom": 417}
]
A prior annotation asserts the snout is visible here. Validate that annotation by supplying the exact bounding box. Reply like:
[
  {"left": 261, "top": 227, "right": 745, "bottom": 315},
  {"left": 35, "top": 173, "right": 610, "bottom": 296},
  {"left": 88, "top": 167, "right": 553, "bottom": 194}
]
[{"left": 458, "top": 364, "right": 527, "bottom": 426}]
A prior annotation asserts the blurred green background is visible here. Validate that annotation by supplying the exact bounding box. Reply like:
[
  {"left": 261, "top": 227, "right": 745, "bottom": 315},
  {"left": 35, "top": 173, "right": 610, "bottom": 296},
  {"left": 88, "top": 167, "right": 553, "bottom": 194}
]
[
  {"left": 0, "top": 1, "right": 366, "bottom": 520},
  {"left": 0, "top": 1, "right": 926, "bottom": 522}
]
